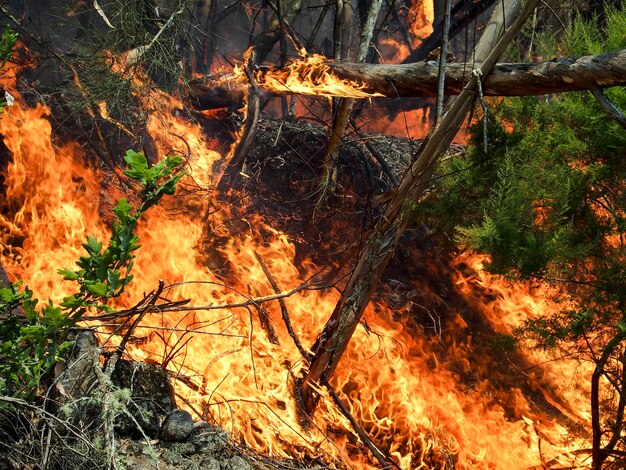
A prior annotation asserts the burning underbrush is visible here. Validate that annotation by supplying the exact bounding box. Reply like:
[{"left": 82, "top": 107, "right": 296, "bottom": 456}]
[{"left": 0, "top": 59, "right": 593, "bottom": 469}]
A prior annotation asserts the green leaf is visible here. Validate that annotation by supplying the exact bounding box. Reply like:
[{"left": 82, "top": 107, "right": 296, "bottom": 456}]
[
  {"left": 96, "top": 304, "right": 116, "bottom": 313},
  {"left": 58, "top": 341, "right": 74, "bottom": 354},
  {"left": 58, "top": 268, "right": 79, "bottom": 281},
  {"left": 60, "top": 295, "right": 82, "bottom": 309},
  {"left": 83, "top": 236, "right": 103, "bottom": 257},
  {"left": 107, "top": 269, "right": 121, "bottom": 289},
  {"left": 86, "top": 282, "right": 109, "bottom": 297},
  {"left": 0, "top": 286, "right": 15, "bottom": 302},
  {"left": 113, "top": 198, "right": 133, "bottom": 221},
  {"left": 20, "top": 325, "right": 45, "bottom": 340},
  {"left": 41, "top": 305, "right": 70, "bottom": 330},
  {"left": 123, "top": 150, "right": 150, "bottom": 182}
]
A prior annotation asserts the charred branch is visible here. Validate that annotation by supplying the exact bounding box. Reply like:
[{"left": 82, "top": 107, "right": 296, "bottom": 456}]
[
  {"left": 254, "top": 252, "right": 311, "bottom": 361},
  {"left": 323, "top": 379, "right": 400, "bottom": 469},
  {"left": 350, "top": 120, "right": 400, "bottom": 187}
]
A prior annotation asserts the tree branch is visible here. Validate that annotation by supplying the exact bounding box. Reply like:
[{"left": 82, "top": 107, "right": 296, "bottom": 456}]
[{"left": 591, "top": 88, "right": 626, "bottom": 129}]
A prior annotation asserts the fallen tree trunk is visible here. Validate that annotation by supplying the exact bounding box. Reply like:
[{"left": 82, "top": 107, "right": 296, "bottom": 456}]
[
  {"left": 330, "top": 49, "right": 626, "bottom": 96},
  {"left": 189, "top": 49, "right": 626, "bottom": 108}
]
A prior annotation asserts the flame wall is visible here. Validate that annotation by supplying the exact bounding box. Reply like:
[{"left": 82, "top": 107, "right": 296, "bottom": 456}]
[{"left": 0, "top": 64, "right": 592, "bottom": 469}]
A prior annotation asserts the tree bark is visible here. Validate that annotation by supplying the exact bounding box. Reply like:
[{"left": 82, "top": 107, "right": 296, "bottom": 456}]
[
  {"left": 189, "top": 49, "right": 626, "bottom": 108},
  {"left": 320, "top": 0, "right": 384, "bottom": 187},
  {"left": 401, "top": 0, "right": 497, "bottom": 64},
  {"left": 329, "top": 49, "right": 626, "bottom": 97},
  {"left": 591, "top": 332, "right": 626, "bottom": 470},
  {"left": 298, "top": 0, "right": 535, "bottom": 414}
]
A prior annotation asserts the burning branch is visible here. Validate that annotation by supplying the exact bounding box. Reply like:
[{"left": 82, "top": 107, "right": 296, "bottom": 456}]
[
  {"left": 83, "top": 278, "right": 331, "bottom": 322},
  {"left": 216, "top": 48, "right": 262, "bottom": 189},
  {"left": 254, "top": 252, "right": 312, "bottom": 361},
  {"left": 323, "top": 379, "right": 400, "bottom": 470},
  {"left": 189, "top": 49, "right": 626, "bottom": 107}
]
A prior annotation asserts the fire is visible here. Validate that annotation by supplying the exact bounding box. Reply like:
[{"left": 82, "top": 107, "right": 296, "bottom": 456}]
[
  {"left": 408, "top": 0, "right": 435, "bottom": 44},
  {"left": 0, "top": 63, "right": 592, "bottom": 469},
  {"left": 240, "top": 53, "right": 384, "bottom": 99}
]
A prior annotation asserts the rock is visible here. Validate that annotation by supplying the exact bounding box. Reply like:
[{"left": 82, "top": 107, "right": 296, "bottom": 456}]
[
  {"left": 227, "top": 455, "right": 252, "bottom": 470},
  {"left": 193, "top": 420, "right": 210, "bottom": 431},
  {"left": 161, "top": 442, "right": 196, "bottom": 465},
  {"left": 53, "top": 329, "right": 102, "bottom": 426},
  {"left": 111, "top": 359, "right": 175, "bottom": 438},
  {"left": 55, "top": 329, "right": 99, "bottom": 402},
  {"left": 198, "top": 457, "right": 220, "bottom": 470},
  {"left": 191, "top": 425, "right": 229, "bottom": 454},
  {"left": 160, "top": 409, "right": 194, "bottom": 442}
]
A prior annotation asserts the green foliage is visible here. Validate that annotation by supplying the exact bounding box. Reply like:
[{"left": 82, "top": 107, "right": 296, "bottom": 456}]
[
  {"left": 0, "top": 27, "right": 17, "bottom": 68},
  {"left": 65, "top": 0, "right": 193, "bottom": 132},
  {"left": 0, "top": 27, "right": 17, "bottom": 113},
  {"left": 0, "top": 152, "right": 184, "bottom": 400},
  {"left": 420, "top": 4, "right": 626, "bottom": 349},
  {"left": 564, "top": 3, "right": 626, "bottom": 56}
]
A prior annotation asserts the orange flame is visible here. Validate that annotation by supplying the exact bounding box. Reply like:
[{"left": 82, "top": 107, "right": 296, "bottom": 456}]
[
  {"left": 0, "top": 62, "right": 593, "bottom": 469},
  {"left": 234, "top": 53, "right": 384, "bottom": 99}
]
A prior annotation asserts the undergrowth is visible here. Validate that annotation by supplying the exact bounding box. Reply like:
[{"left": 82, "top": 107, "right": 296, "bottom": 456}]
[{"left": 0, "top": 150, "right": 184, "bottom": 401}]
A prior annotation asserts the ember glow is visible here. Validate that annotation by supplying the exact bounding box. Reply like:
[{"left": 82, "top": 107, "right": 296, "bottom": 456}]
[{"left": 0, "top": 62, "right": 593, "bottom": 469}]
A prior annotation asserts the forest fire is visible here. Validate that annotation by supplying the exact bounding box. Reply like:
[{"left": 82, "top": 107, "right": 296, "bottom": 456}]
[
  {"left": 0, "top": 57, "right": 592, "bottom": 469},
  {"left": 2, "top": 0, "right": 624, "bottom": 467}
]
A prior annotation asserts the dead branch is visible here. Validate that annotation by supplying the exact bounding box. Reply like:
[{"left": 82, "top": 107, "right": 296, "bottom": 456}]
[
  {"left": 115, "top": 280, "right": 167, "bottom": 357},
  {"left": 591, "top": 88, "right": 626, "bottom": 129},
  {"left": 254, "top": 252, "right": 311, "bottom": 361},
  {"left": 215, "top": 48, "right": 262, "bottom": 188},
  {"left": 323, "top": 379, "right": 400, "bottom": 470},
  {"left": 248, "top": 282, "right": 281, "bottom": 345},
  {"left": 83, "top": 278, "right": 330, "bottom": 322},
  {"left": 325, "top": 49, "right": 626, "bottom": 97},
  {"left": 350, "top": 119, "right": 400, "bottom": 187}
]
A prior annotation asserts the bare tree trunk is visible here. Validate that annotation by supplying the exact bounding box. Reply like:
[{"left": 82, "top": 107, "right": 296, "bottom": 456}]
[
  {"left": 435, "top": 0, "right": 452, "bottom": 125},
  {"left": 402, "top": 0, "right": 497, "bottom": 63},
  {"left": 319, "top": 0, "right": 384, "bottom": 188},
  {"left": 299, "top": 0, "right": 535, "bottom": 414}
]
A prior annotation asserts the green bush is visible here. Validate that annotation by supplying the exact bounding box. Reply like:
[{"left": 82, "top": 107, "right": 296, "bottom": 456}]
[
  {"left": 0, "top": 151, "right": 184, "bottom": 401},
  {"left": 419, "top": 7, "right": 626, "bottom": 464}
]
